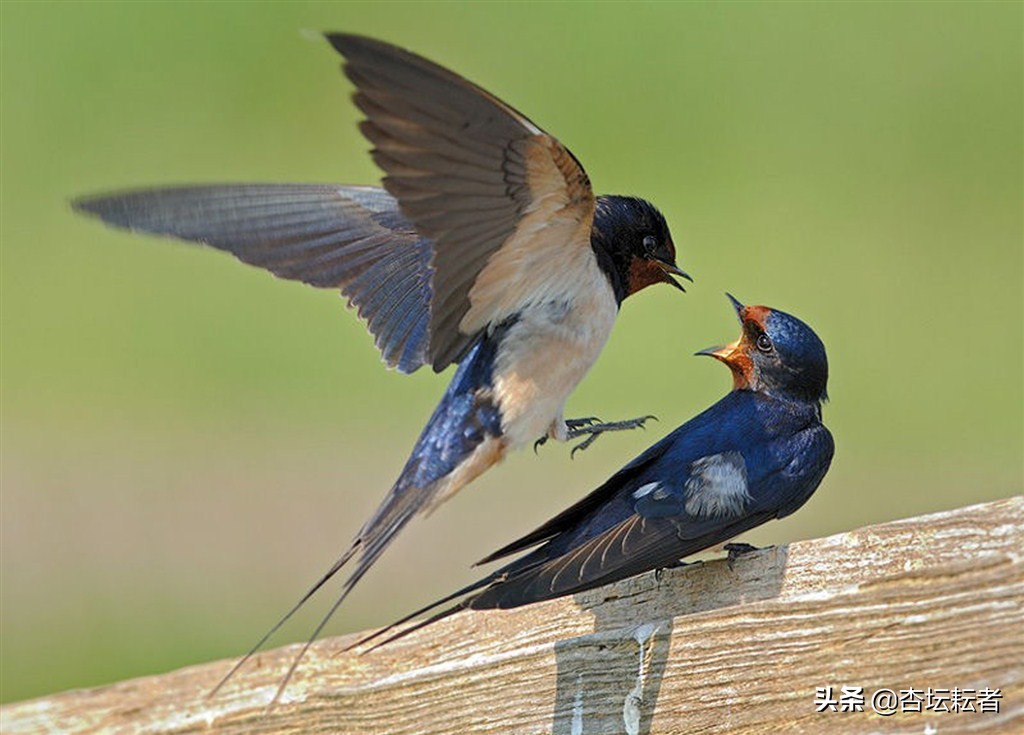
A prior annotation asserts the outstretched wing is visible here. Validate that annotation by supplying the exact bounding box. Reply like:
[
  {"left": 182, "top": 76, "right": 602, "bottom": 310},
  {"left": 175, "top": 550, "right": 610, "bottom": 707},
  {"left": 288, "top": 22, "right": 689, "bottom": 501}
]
[
  {"left": 329, "top": 34, "right": 597, "bottom": 370},
  {"left": 74, "top": 184, "right": 432, "bottom": 373}
]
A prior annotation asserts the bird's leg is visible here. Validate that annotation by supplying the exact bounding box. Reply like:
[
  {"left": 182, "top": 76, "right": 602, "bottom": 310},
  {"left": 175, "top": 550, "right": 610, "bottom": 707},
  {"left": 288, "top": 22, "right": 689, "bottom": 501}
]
[
  {"left": 565, "top": 415, "right": 657, "bottom": 458},
  {"left": 724, "top": 542, "right": 762, "bottom": 571}
]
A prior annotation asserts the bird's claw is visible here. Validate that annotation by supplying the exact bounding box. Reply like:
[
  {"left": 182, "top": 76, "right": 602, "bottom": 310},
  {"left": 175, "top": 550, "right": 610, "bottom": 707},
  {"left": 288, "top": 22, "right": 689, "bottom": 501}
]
[
  {"left": 566, "top": 414, "right": 658, "bottom": 459},
  {"left": 535, "top": 415, "right": 657, "bottom": 456},
  {"left": 724, "top": 542, "right": 761, "bottom": 571},
  {"left": 564, "top": 416, "right": 601, "bottom": 431},
  {"left": 654, "top": 559, "right": 692, "bottom": 582},
  {"left": 569, "top": 433, "right": 600, "bottom": 459}
]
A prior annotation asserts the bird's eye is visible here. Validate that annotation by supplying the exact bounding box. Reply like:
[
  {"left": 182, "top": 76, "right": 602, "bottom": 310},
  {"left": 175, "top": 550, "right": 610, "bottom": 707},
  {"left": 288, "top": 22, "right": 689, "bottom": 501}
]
[
  {"left": 642, "top": 235, "right": 657, "bottom": 254},
  {"left": 756, "top": 333, "right": 774, "bottom": 353}
]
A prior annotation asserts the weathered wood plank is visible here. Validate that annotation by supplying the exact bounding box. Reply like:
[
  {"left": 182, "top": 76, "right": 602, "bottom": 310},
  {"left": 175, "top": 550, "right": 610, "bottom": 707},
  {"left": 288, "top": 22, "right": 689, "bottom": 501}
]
[{"left": 3, "top": 497, "right": 1022, "bottom": 734}]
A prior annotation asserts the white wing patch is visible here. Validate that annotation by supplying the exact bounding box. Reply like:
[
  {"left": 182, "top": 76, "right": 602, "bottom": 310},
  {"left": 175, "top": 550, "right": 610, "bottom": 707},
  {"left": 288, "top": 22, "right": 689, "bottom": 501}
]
[
  {"left": 684, "top": 451, "right": 750, "bottom": 518},
  {"left": 632, "top": 482, "right": 661, "bottom": 500}
]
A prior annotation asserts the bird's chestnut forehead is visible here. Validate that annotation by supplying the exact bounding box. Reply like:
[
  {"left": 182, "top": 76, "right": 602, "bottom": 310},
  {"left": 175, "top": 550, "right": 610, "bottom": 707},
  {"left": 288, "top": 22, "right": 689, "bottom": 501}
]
[{"left": 741, "top": 305, "right": 772, "bottom": 330}]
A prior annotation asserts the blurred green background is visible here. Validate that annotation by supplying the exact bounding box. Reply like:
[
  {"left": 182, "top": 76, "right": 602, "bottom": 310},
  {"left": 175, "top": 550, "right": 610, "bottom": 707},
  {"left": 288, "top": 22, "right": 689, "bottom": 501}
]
[{"left": 2, "top": 0, "right": 1021, "bottom": 705}]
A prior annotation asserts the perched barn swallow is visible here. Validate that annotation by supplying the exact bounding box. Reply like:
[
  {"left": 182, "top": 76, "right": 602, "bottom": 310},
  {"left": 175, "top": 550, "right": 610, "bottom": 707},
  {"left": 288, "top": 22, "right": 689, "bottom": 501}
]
[
  {"left": 356, "top": 296, "right": 834, "bottom": 651},
  {"left": 73, "top": 34, "right": 690, "bottom": 695}
]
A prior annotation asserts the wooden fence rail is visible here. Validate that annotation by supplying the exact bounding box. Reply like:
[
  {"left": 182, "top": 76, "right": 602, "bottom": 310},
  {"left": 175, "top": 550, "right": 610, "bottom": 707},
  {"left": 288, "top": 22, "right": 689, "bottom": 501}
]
[{"left": 3, "top": 497, "right": 1022, "bottom": 734}]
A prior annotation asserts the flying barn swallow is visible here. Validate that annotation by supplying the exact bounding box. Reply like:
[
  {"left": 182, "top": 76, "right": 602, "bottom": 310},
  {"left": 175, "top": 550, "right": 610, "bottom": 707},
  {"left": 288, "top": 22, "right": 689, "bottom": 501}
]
[
  {"left": 73, "top": 34, "right": 690, "bottom": 695},
  {"left": 355, "top": 296, "right": 834, "bottom": 651}
]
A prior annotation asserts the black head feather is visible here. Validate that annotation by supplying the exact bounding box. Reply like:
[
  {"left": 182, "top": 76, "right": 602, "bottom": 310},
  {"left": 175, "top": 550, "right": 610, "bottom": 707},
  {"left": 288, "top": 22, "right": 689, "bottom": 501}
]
[{"left": 590, "top": 196, "right": 684, "bottom": 303}]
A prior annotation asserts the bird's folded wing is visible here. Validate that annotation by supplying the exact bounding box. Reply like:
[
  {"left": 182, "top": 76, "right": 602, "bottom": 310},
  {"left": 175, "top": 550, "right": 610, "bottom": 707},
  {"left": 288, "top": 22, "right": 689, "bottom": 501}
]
[
  {"left": 513, "top": 429, "right": 833, "bottom": 603},
  {"left": 329, "top": 34, "right": 597, "bottom": 371},
  {"left": 476, "top": 434, "right": 676, "bottom": 566},
  {"left": 472, "top": 515, "right": 680, "bottom": 608},
  {"left": 73, "top": 184, "right": 432, "bottom": 373},
  {"left": 474, "top": 506, "right": 778, "bottom": 610}
]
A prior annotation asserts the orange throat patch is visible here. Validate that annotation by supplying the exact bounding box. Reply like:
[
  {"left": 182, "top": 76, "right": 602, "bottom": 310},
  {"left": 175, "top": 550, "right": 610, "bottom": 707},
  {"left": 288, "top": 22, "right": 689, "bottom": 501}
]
[
  {"left": 626, "top": 258, "right": 670, "bottom": 295},
  {"left": 706, "top": 340, "right": 756, "bottom": 390},
  {"left": 725, "top": 351, "right": 755, "bottom": 390}
]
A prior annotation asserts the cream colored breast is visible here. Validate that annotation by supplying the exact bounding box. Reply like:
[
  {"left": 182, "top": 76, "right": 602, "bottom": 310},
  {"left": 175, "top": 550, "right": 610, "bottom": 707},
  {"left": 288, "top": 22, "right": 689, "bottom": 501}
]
[{"left": 491, "top": 249, "right": 618, "bottom": 449}]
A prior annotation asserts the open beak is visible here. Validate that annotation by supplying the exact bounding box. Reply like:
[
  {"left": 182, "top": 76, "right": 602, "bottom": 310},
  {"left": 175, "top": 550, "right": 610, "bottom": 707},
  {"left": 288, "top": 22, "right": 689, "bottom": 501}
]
[
  {"left": 696, "top": 338, "right": 752, "bottom": 390},
  {"left": 725, "top": 292, "right": 745, "bottom": 320},
  {"left": 697, "top": 294, "right": 747, "bottom": 359},
  {"left": 695, "top": 339, "right": 741, "bottom": 363},
  {"left": 697, "top": 294, "right": 747, "bottom": 363},
  {"left": 696, "top": 294, "right": 757, "bottom": 390},
  {"left": 655, "top": 259, "right": 693, "bottom": 292}
]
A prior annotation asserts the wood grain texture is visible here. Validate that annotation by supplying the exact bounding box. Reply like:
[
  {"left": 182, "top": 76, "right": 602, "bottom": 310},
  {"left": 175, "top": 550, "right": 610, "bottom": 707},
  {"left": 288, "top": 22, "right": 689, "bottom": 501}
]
[{"left": 3, "top": 497, "right": 1021, "bottom": 735}]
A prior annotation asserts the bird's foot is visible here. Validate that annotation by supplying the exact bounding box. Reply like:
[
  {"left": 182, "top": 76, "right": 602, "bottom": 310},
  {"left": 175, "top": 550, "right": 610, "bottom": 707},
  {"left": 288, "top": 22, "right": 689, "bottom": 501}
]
[
  {"left": 533, "top": 417, "right": 601, "bottom": 453},
  {"left": 724, "top": 542, "right": 762, "bottom": 571},
  {"left": 565, "top": 416, "right": 602, "bottom": 432},
  {"left": 565, "top": 415, "right": 657, "bottom": 458},
  {"left": 654, "top": 559, "right": 692, "bottom": 582}
]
